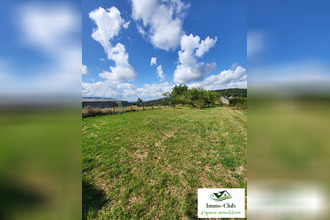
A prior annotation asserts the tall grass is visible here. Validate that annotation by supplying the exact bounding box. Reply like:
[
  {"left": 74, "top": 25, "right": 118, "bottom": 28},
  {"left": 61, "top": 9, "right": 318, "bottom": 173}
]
[{"left": 82, "top": 105, "right": 168, "bottom": 118}]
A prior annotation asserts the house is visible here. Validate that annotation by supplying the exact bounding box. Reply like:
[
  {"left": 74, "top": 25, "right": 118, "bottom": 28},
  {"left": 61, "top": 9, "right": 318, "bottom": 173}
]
[
  {"left": 82, "top": 97, "right": 129, "bottom": 108},
  {"left": 220, "top": 96, "right": 230, "bottom": 105}
]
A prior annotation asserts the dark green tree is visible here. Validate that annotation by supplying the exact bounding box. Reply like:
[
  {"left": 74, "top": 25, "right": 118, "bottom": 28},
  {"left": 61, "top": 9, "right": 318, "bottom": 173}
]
[{"left": 137, "top": 98, "right": 143, "bottom": 106}]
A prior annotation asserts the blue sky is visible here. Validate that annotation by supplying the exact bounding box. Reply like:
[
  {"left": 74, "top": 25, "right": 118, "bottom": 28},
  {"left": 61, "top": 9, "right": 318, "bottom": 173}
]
[
  {"left": 248, "top": 0, "right": 330, "bottom": 85},
  {"left": 82, "top": 0, "right": 247, "bottom": 101},
  {"left": 0, "top": 0, "right": 81, "bottom": 95}
]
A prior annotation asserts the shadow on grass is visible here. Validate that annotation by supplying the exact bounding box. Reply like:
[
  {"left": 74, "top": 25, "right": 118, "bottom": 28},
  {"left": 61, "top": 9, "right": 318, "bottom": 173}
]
[
  {"left": 82, "top": 179, "right": 108, "bottom": 220},
  {"left": 0, "top": 179, "right": 46, "bottom": 220},
  {"left": 184, "top": 192, "right": 198, "bottom": 219}
]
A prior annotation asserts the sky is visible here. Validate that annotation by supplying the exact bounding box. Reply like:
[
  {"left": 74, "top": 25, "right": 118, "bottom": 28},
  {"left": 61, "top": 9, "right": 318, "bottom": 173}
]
[
  {"left": 82, "top": 0, "right": 247, "bottom": 101},
  {"left": 0, "top": 0, "right": 81, "bottom": 97},
  {"left": 248, "top": 0, "right": 330, "bottom": 88},
  {"left": 1, "top": 0, "right": 330, "bottom": 103}
]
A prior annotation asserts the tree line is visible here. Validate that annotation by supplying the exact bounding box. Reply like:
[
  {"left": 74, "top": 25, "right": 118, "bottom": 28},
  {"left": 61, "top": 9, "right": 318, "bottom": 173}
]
[
  {"left": 135, "top": 86, "right": 247, "bottom": 110},
  {"left": 162, "top": 84, "right": 220, "bottom": 109}
]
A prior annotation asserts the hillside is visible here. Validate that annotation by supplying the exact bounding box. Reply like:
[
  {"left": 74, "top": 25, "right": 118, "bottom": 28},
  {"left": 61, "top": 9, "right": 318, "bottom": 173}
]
[{"left": 213, "top": 88, "right": 247, "bottom": 98}]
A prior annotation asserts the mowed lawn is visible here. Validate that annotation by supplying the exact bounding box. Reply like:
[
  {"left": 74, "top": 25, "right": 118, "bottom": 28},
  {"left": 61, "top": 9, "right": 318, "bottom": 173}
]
[{"left": 82, "top": 106, "right": 247, "bottom": 219}]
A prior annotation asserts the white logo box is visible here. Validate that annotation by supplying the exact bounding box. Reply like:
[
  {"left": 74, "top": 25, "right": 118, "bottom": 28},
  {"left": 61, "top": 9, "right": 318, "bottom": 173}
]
[{"left": 198, "top": 188, "right": 245, "bottom": 218}]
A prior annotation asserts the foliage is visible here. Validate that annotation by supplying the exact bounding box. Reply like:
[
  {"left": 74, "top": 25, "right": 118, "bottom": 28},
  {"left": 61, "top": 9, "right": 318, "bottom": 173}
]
[
  {"left": 163, "top": 85, "right": 221, "bottom": 109},
  {"left": 137, "top": 98, "right": 143, "bottom": 106},
  {"left": 183, "top": 87, "right": 205, "bottom": 108},
  {"left": 130, "top": 88, "right": 247, "bottom": 109},
  {"left": 230, "top": 97, "right": 247, "bottom": 110},
  {"left": 142, "top": 98, "right": 170, "bottom": 106},
  {"left": 163, "top": 84, "right": 188, "bottom": 107},
  {"left": 204, "top": 90, "right": 221, "bottom": 107},
  {"left": 214, "top": 88, "right": 247, "bottom": 98}
]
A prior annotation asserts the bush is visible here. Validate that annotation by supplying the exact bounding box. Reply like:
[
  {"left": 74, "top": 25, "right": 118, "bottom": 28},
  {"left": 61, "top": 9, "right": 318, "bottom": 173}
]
[{"left": 231, "top": 97, "right": 247, "bottom": 110}]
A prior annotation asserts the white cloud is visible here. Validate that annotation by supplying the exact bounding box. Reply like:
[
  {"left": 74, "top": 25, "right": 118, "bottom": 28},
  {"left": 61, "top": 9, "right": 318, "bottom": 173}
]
[
  {"left": 195, "top": 36, "right": 218, "bottom": 57},
  {"left": 136, "top": 24, "right": 147, "bottom": 37},
  {"left": 131, "top": 0, "right": 189, "bottom": 51},
  {"left": 82, "top": 64, "right": 89, "bottom": 75},
  {"left": 82, "top": 80, "right": 173, "bottom": 101},
  {"left": 156, "top": 65, "right": 165, "bottom": 81},
  {"left": 98, "top": 43, "right": 137, "bottom": 81},
  {"left": 89, "top": 7, "right": 137, "bottom": 82},
  {"left": 83, "top": 66, "right": 247, "bottom": 100},
  {"left": 123, "top": 20, "right": 130, "bottom": 29},
  {"left": 174, "top": 63, "right": 217, "bottom": 84},
  {"left": 173, "top": 34, "right": 217, "bottom": 84},
  {"left": 150, "top": 57, "right": 157, "bottom": 66},
  {"left": 89, "top": 7, "right": 127, "bottom": 56},
  {"left": 188, "top": 66, "right": 247, "bottom": 90},
  {"left": 100, "top": 58, "right": 106, "bottom": 62}
]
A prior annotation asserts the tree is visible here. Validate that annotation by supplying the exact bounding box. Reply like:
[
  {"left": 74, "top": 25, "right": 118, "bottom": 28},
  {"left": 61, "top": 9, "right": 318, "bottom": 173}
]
[
  {"left": 137, "top": 98, "right": 143, "bottom": 106},
  {"left": 185, "top": 87, "right": 206, "bottom": 109},
  {"left": 204, "top": 91, "right": 220, "bottom": 107},
  {"left": 163, "top": 84, "right": 188, "bottom": 107}
]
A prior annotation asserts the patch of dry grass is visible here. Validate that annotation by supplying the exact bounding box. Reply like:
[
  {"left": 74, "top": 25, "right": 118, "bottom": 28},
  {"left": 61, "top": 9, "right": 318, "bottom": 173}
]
[{"left": 82, "top": 106, "right": 247, "bottom": 219}]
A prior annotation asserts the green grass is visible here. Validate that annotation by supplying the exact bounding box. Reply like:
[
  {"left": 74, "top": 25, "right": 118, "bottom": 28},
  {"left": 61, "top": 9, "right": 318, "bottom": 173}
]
[{"left": 82, "top": 106, "right": 247, "bottom": 219}]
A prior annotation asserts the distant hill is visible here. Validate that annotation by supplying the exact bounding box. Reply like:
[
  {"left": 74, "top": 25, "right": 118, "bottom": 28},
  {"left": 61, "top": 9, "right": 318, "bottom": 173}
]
[
  {"left": 131, "top": 97, "right": 170, "bottom": 106},
  {"left": 213, "top": 88, "right": 247, "bottom": 98}
]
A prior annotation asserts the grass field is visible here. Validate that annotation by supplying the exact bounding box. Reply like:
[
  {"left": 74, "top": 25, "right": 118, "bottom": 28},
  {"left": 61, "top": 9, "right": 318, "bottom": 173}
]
[{"left": 82, "top": 106, "right": 247, "bottom": 219}]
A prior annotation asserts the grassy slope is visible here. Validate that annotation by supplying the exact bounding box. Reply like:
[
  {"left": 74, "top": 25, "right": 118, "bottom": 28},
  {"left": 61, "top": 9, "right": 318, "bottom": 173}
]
[{"left": 82, "top": 106, "right": 247, "bottom": 219}]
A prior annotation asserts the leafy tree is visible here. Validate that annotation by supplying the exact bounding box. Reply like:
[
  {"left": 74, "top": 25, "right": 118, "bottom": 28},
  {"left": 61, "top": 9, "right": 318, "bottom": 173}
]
[
  {"left": 163, "top": 84, "right": 188, "bottom": 107},
  {"left": 203, "top": 91, "right": 220, "bottom": 107},
  {"left": 163, "top": 85, "right": 225, "bottom": 109},
  {"left": 184, "top": 87, "right": 206, "bottom": 109},
  {"left": 137, "top": 98, "right": 143, "bottom": 106}
]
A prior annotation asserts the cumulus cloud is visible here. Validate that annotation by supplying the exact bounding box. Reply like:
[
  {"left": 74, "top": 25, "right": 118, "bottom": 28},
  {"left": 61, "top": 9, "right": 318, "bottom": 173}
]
[
  {"left": 98, "top": 43, "right": 137, "bottom": 81},
  {"left": 89, "top": 7, "right": 136, "bottom": 82},
  {"left": 82, "top": 64, "right": 88, "bottom": 75},
  {"left": 82, "top": 80, "right": 173, "bottom": 101},
  {"left": 195, "top": 36, "right": 218, "bottom": 57},
  {"left": 131, "top": 0, "right": 189, "bottom": 51},
  {"left": 188, "top": 66, "right": 247, "bottom": 90},
  {"left": 156, "top": 65, "right": 165, "bottom": 81},
  {"left": 150, "top": 57, "right": 157, "bottom": 66},
  {"left": 173, "top": 34, "right": 217, "bottom": 84},
  {"left": 89, "top": 7, "right": 128, "bottom": 56},
  {"left": 82, "top": 66, "right": 247, "bottom": 101}
]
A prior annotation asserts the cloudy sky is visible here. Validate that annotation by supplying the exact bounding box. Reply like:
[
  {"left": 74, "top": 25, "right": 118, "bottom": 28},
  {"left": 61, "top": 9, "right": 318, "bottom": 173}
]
[{"left": 82, "top": 0, "right": 246, "bottom": 101}]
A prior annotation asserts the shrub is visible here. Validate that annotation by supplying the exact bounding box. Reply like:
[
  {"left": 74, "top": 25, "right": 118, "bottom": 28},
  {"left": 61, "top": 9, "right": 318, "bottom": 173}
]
[{"left": 232, "top": 97, "right": 247, "bottom": 110}]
